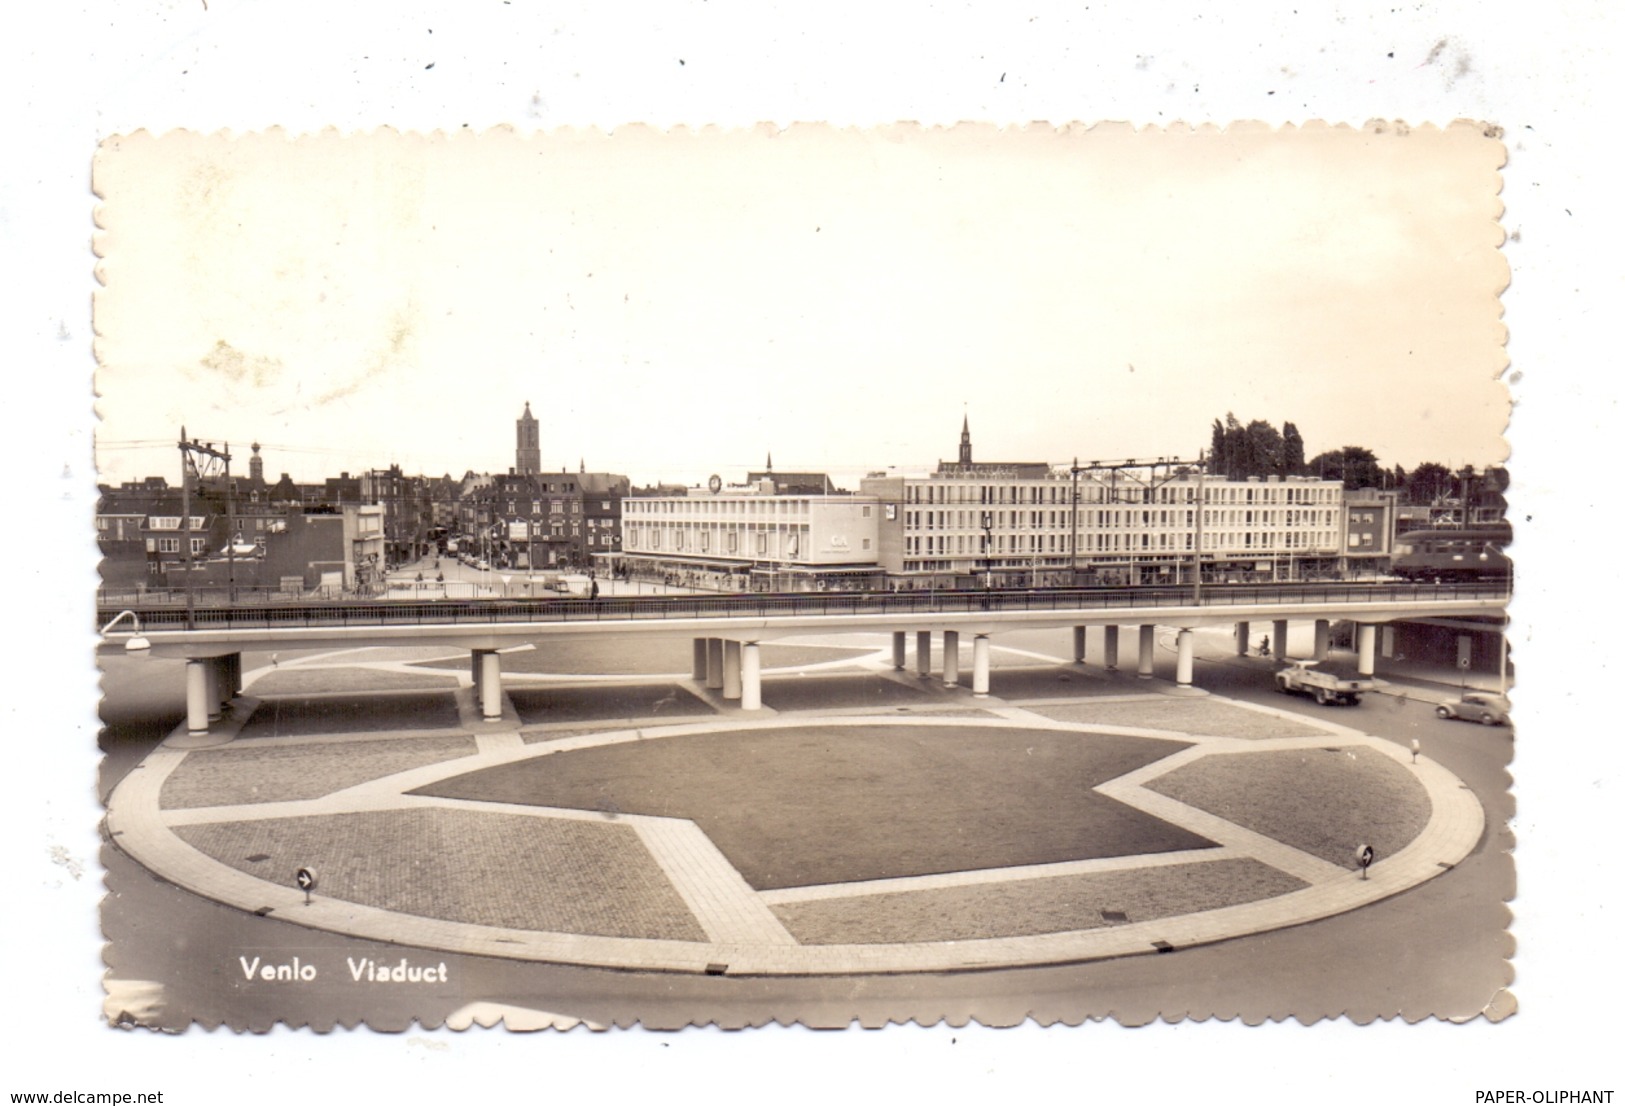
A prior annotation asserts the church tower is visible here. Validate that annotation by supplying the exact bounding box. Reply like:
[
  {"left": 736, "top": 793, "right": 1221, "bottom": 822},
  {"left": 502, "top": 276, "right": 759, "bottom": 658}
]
[
  {"left": 959, "top": 414, "right": 973, "bottom": 465},
  {"left": 248, "top": 441, "right": 265, "bottom": 487},
  {"left": 516, "top": 402, "right": 540, "bottom": 475}
]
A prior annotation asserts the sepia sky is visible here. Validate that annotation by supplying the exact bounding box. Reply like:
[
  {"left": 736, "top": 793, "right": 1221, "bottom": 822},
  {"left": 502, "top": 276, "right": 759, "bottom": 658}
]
[{"left": 92, "top": 123, "right": 1508, "bottom": 488}]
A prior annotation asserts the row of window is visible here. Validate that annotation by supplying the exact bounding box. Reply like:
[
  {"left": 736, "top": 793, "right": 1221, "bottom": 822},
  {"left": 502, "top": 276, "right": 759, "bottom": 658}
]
[
  {"left": 902, "top": 481, "right": 1341, "bottom": 507},
  {"left": 626, "top": 501, "right": 819, "bottom": 519},
  {"left": 905, "top": 531, "right": 1340, "bottom": 557},
  {"left": 148, "top": 537, "right": 208, "bottom": 555},
  {"left": 903, "top": 508, "right": 1340, "bottom": 531},
  {"left": 626, "top": 529, "right": 848, "bottom": 558}
]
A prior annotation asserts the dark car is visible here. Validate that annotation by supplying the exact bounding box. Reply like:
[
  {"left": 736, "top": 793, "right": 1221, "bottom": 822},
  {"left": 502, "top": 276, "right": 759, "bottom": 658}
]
[{"left": 1435, "top": 692, "right": 1511, "bottom": 726}]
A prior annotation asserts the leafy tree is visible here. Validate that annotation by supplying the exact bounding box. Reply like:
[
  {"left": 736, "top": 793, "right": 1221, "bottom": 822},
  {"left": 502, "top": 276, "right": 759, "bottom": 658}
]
[
  {"left": 1309, "top": 446, "right": 1387, "bottom": 490},
  {"left": 1282, "top": 421, "right": 1306, "bottom": 475},
  {"left": 1406, "top": 461, "right": 1453, "bottom": 504},
  {"left": 1243, "top": 420, "right": 1285, "bottom": 476}
]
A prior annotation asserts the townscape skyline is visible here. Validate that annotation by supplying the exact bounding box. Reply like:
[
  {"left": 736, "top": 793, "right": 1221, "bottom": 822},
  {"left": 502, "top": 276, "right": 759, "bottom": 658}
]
[
  {"left": 97, "top": 406, "right": 1507, "bottom": 492},
  {"left": 92, "top": 125, "right": 1509, "bottom": 490}
]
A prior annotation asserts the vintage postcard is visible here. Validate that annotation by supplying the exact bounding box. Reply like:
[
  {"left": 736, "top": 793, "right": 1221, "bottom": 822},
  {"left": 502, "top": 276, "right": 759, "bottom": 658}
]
[{"left": 93, "top": 123, "right": 1511, "bottom": 1031}]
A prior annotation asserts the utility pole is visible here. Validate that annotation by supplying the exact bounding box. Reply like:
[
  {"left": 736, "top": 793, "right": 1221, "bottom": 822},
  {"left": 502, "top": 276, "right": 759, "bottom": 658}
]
[
  {"left": 1070, "top": 457, "right": 1081, "bottom": 587},
  {"left": 178, "top": 429, "right": 232, "bottom": 630},
  {"left": 1193, "top": 449, "right": 1206, "bottom": 605}
]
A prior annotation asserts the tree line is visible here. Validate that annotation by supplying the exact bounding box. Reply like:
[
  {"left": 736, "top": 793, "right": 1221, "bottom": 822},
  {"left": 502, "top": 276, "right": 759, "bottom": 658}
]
[{"left": 1207, "top": 414, "right": 1507, "bottom": 504}]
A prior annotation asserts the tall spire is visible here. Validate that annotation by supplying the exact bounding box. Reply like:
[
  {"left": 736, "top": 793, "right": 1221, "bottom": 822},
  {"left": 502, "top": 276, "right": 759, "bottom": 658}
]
[
  {"left": 516, "top": 402, "right": 540, "bottom": 476},
  {"left": 766, "top": 451, "right": 773, "bottom": 472},
  {"left": 959, "top": 413, "right": 973, "bottom": 465}
]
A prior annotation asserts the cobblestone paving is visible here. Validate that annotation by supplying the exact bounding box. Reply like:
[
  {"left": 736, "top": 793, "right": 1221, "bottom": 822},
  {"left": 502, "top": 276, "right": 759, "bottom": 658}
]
[
  {"left": 237, "top": 692, "right": 462, "bottom": 739},
  {"left": 160, "top": 736, "right": 479, "bottom": 809},
  {"left": 772, "top": 857, "right": 1306, "bottom": 944},
  {"left": 507, "top": 684, "right": 713, "bottom": 724},
  {"left": 1029, "top": 699, "right": 1330, "bottom": 739},
  {"left": 1147, "top": 747, "right": 1432, "bottom": 868},
  {"left": 248, "top": 666, "right": 460, "bottom": 695},
  {"left": 754, "top": 674, "right": 949, "bottom": 712},
  {"left": 175, "top": 808, "right": 707, "bottom": 941},
  {"left": 975, "top": 667, "right": 1135, "bottom": 700},
  {"left": 418, "top": 725, "right": 1207, "bottom": 890}
]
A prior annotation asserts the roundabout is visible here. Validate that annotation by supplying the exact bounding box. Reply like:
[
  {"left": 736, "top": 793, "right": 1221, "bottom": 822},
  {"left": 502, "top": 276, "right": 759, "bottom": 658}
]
[{"left": 105, "top": 690, "right": 1485, "bottom": 976}]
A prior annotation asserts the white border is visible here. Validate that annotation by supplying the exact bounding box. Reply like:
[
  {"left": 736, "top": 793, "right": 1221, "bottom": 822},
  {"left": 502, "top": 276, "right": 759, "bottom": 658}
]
[{"left": 8, "top": 2, "right": 1613, "bottom": 1103}]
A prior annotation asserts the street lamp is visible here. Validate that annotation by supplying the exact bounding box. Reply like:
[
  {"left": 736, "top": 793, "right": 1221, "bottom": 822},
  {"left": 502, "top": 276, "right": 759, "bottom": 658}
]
[{"left": 100, "top": 610, "right": 151, "bottom": 655}]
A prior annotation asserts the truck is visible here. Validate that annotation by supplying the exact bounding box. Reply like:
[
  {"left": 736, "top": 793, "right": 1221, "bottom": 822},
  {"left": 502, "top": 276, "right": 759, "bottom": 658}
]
[{"left": 1273, "top": 660, "right": 1378, "bottom": 706}]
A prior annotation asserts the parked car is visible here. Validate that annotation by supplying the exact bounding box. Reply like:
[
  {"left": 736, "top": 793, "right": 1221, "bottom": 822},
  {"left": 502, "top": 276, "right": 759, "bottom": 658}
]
[{"left": 1435, "top": 692, "right": 1511, "bottom": 726}]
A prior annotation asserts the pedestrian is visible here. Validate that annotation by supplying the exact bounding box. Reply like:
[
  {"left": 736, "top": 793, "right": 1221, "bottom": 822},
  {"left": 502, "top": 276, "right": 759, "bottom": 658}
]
[{"left": 590, "top": 579, "right": 600, "bottom": 600}]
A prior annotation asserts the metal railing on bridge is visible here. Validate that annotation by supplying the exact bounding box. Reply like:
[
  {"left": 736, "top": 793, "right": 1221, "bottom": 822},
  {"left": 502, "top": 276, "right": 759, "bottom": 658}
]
[{"left": 97, "top": 581, "right": 1511, "bottom": 634}]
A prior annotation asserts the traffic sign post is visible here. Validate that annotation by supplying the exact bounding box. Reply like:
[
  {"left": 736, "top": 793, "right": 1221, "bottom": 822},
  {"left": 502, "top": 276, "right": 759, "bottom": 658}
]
[
  {"left": 1356, "top": 844, "right": 1375, "bottom": 880},
  {"left": 295, "top": 867, "right": 317, "bottom": 906}
]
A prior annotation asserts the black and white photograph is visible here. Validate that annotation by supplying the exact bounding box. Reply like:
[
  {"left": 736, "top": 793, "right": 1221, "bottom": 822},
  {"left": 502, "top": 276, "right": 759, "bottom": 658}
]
[
  {"left": 6, "top": 3, "right": 1617, "bottom": 1103},
  {"left": 92, "top": 122, "right": 1512, "bottom": 1026}
]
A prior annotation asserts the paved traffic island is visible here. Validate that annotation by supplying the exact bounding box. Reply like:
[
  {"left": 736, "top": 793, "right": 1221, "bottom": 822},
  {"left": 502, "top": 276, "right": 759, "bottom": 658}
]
[
  {"left": 159, "top": 735, "right": 480, "bottom": 809},
  {"left": 415, "top": 725, "right": 1206, "bottom": 889},
  {"left": 108, "top": 707, "right": 1485, "bottom": 975},
  {"left": 1147, "top": 746, "right": 1432, "bottom": 869},
  {"left": 1025, "top": 698, "right": 1336, "bottom": 741},
  {"left": 770, "top": 857, "right": 1307, "bottom": 944},
  {"left": 174, "top": 808, "right": 707, "bottom": 941},
  {"left": 236, "top": 691, "right": 464, "bottom": 739}
]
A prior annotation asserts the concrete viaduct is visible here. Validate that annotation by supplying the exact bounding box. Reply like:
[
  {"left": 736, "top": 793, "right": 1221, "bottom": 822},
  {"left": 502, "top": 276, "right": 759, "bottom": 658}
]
[{"left": 98, "top": 583, "right": 1509, "bottom": 738}]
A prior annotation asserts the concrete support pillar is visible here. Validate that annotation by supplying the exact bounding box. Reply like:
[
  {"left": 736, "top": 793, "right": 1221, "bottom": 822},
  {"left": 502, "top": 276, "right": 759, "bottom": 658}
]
[
  {"left": 1103, "top": 625, "right": 1120, "bottom": 671},
  {"left": 470, "top": 649, "right": 487, "bottom": 710},
  {"left": 1138, "top": 625, "right": 1156, "bottom": 679},
  {"left": 942, "top": 630, "right": 960, "bottom": 688},
  {"left": 185, "top": 659, "right": 211, "bottom": 737},
  {"left": 1273, "top": 620, "right": 1288, "bottom": 661},
  {"left": 741, "top": 642, "right": 762, "bottom": 711},
  {"left": 1357, "top": 623, "right": 1377, "bottom": 677},
  {"left": 1073, "top": 626, "right": 1087, "bottom": 664},
  {"left": 480, "top": 650, "right": 503, "bottom": 721},
  {"left": 705, "top": 638, "right": 725, "bottom": 691},
  {"left": 972, "top": 634, "right": 991, "bottom": 698},
  {"left": 1313, "top": 619, "right": 1331, "bottom": 661},
  {"left": 226, "top": 653, "right": 242, "bottom": 697},
  {"left": 722, "top": 639, "right": 743, "bottom": 700},
  {"left": 216, "top": 656, "right": 234, "bottom": 710},
  {"left": 1236, "top": 620, "right": 1251, "bottom": 656},
  {"left": 692, "top": 638, "right": 708, "bottom": 681},
  {"left": 892, "top": 632, "right": 907, "bottom": 670},
  {"left": 204, "top": 658, "right": 223, "bottom": 721},
  {"left": 916, "top": 631, "right": 932, "bottom": 678},
  {"left": 1176, "top": 629, "right": 1195, "bottom": 688}
]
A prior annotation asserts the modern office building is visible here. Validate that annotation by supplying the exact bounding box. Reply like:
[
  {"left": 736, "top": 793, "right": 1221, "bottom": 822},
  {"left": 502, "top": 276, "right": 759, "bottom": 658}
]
[{"left": 620, "top": 479, "right": 883, "bottom": 591}]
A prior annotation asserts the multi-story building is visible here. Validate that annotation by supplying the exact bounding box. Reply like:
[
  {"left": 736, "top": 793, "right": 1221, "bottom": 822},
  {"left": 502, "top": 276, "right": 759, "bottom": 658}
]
[
  {"left": 1341, "top": 487, "right": 1400, "bottom": 575},
  {"left": 858, "top": 422, "right": 1347, "bottom": 588},
  {"left": 620, "top": 480, "right": 883, "bottom": 591},
  {"left": 580, "top": 471, "right": 631, "bottom": 566}
]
